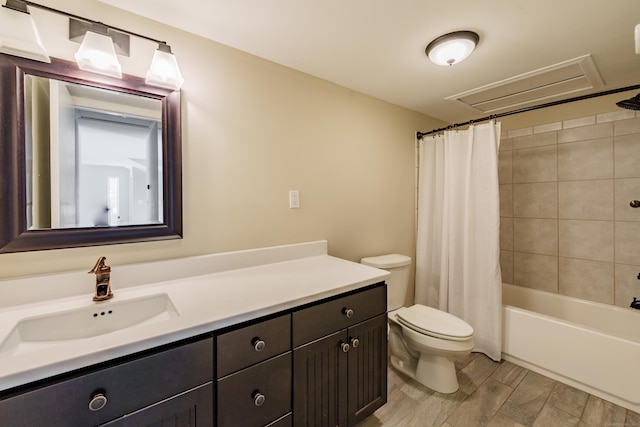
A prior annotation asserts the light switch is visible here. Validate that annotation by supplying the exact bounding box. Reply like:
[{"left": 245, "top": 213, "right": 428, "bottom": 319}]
[{"left": 289, "top": 190, "right": 300, "bottom": 209}]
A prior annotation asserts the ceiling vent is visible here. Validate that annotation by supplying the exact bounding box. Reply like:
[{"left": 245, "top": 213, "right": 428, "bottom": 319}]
[{"left": 446, "top": 54, "right": 604, "bottom": 114}]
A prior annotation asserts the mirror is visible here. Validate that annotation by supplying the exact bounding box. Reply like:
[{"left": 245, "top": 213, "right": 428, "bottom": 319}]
[
  {"left": 25, "top": 76, "right": 164, "bottom": 229},
  {"left": 0, "top": 55, "right": 182, "bottom": 253}
]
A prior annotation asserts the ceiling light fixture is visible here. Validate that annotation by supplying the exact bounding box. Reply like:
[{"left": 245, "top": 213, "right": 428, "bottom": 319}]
[
  {"left": 0, "top": 0, "right": 49, "bottom": 62},
  {"left": 425, "top": 31, "right": 479, "bottom": 66}
]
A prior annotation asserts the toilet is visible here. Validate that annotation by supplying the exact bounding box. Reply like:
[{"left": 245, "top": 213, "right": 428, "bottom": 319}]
[{"left": 361, "top": 254, "right": 474, "bottom": 394}]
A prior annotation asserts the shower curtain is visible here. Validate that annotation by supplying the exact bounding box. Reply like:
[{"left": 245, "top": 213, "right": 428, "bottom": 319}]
[{"left": 414, "top": 121, "right": 502, "bottom": 361}]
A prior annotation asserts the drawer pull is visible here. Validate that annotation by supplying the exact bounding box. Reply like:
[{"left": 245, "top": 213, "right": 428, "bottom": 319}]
[
  {"left": 340, "top": 341, "right": 350, "bottom": 353},
  {"left": 88, "top": 392, "right": 108, "bottom": 412},
  {"left": 342, "top": 307, "right": 354, "bottom": 319},
  {"left": 252, "top": 391, "right": 266, "bottom": 407},
  {"left": 350, "top": 337, "right": 360, "bottom": 348},
  {"left": 252, "top": 338, "right": 266, "bottom": 352}
]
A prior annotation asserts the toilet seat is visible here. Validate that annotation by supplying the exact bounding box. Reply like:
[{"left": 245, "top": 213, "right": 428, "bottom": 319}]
[{"left": 395, "top": 305, "right": 473, "bottom": 342}]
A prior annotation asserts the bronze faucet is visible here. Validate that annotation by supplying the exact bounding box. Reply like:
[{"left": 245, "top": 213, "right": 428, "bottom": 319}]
[{"left": 89, "top": 256, "right": 113, "bottom": 301}]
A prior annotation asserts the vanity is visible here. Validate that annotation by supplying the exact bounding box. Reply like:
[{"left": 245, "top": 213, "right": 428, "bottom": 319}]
[{"left": 0, "top": 241, "right": 389, "bottom": 426}]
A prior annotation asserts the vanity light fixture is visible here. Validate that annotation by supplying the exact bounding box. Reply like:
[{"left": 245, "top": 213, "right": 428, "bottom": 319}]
[
  {"left": 146, "top": 42, "right": 184, "bottom": 90},
  {"left": 0, "top": 0, "right": 49, "bottom": 63},
  {"left": 0, "top": 0, "right": 184, "bottom": 90},
  {"left": 425, "top": 30, "right": 479, "bottom": 66},
  {"left": 74, "top": 22, "right": 122, "bottom": 78}
]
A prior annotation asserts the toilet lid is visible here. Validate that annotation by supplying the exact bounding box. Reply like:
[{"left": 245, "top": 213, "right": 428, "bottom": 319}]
[{"left": 395, "top": 305, "right": 474, "bottom": 341}]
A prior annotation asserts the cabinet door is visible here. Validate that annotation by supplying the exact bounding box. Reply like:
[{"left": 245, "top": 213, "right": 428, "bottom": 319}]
[
  {"left": 293, "top": 330, "right": 348, "bottom": 427},
  {"left": 347, "top": 314, "right": 387, "bottom": 426},
  {"left": 101, "top": 382, "right": 213, "bottom": 427}
]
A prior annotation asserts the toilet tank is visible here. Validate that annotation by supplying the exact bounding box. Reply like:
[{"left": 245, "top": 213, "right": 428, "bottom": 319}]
[{"left": 361, "top": 254, "right": 412, "bottom": 311}]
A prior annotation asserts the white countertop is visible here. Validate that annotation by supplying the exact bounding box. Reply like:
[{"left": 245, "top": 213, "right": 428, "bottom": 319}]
[{"left": 0, "top": 241, "right": 389, "bottom": 392}]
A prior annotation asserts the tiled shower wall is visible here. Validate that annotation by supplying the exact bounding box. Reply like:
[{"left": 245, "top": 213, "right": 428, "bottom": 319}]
[{"left": 499, "top": 110, "right": 640, "bottom": 308}]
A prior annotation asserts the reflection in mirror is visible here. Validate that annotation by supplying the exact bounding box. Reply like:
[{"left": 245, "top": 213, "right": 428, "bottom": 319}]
[
  {"left": 24, "top": 76, "right": 163, "bottom": 229},
  {"left": 0, "top": 54, "right": 182, "bottom": 253}
]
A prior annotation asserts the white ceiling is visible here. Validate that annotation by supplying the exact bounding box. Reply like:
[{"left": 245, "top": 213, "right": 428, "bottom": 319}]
[{"left": 99, "top": 0, "right": 640, "bottom": 123}]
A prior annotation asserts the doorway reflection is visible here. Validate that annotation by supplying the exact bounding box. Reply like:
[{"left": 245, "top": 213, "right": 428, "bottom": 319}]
[{"left": 24, "top": 75, "right": 163, "bottom": 229}]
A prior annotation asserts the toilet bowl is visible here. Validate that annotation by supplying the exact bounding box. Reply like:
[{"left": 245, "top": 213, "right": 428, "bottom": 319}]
[
  {"left": 361, "top": 254, "right": 474, "bottom": 394},
  {"left": 388, "top": 305, "right": 473, "bottom": 393}
]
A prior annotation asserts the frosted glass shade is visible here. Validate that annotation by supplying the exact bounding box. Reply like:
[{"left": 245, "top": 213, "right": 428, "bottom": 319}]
[
  {"left": 75, "top": 30, "right": 122, "bottom": 78},
  {"left": 146, "top": 46, "right": 184, "bottom": 90},
  {"left": 426, "top": 31, "right": 479, "bottom": 66},
  {"left": 635, "top": 23, "right": 640, "bottom": 54},
  {"left": 0, "top": 4, "right": 50, "bottom": 63}
]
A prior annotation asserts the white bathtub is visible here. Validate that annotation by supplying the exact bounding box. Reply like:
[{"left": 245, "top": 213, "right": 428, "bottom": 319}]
[{"left": 502, "top": 283, "right": 640, "bottom": 413}]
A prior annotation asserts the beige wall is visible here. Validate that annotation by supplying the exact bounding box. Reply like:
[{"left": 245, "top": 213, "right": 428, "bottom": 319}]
[
  {"left": 0, "top": 0, "right": 445, "bottom": 279},
  {"left": 499, "top": 94, "right": 640, "bottom": 308}
]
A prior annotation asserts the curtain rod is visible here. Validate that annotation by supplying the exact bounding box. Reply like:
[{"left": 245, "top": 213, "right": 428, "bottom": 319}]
[{"left": 416, "top": 83, "right": 640, "bottom": 140}]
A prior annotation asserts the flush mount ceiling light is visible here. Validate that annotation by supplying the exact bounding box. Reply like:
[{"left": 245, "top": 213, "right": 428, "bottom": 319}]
[
  {"left": 425, "top": 30, "right": 479, "bottom": 66},
  {"left": 0, "top": 0, "right": 50, "bottom": 62}
]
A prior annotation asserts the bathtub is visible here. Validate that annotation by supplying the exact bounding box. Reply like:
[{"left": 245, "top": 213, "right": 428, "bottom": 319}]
[{"left": 502, "top": 283, "right": 640, "bottom": 413}]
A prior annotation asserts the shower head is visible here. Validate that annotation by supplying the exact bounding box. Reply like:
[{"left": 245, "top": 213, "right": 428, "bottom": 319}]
[{"left": 616, "top": 93, "right": 640, "bottom": 110}]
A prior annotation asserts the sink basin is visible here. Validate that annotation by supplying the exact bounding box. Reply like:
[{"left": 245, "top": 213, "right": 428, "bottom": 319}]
[{"left": 0, "top": 293, "right": 179, "bottom": 356}]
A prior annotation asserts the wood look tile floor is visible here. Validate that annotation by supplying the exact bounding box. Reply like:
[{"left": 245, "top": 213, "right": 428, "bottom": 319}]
[{"left": 361, "top": 353, "right": 640, "bottom": 427}]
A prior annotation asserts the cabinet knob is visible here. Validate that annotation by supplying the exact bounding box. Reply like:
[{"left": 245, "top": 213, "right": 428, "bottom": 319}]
[
  {"left": 88, "top": 392, "right": 108, "bottom": 412},
  {"left": 252, "top": 391, "right": 266, "bottom": 407},
  {"left": 350, "top": 337, "right": 360, "bottom": 348},
  {"left": 252, "top": 338, "right": 266, "bottom": 352},
  {"left": 342, "top": 307, "right": 354, "bottom": 319},
  {"left": 339, "top": 341, "right": 350, "bottom": 353}
]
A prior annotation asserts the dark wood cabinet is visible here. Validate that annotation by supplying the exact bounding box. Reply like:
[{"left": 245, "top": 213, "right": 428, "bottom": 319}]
[
  {"left": 347, "top": 314, "right": 388, "bottom": 426},
  {"left": 0, "top": 337, "right": 213, "bottom": 427},
  {"left": 292, "top": 285, "right": 386, "bottom": 347},
  {"left": 216, "top": 314, "right": 292, "bottom": 427},
  {"left": 292, "top": 284, "right": 387, "bottom": 427},
  {"left": 101, "top": 382, "right": 214, "bottom": 427},
  {"left": 218, "top": 352, "right": 292, "bottom": 427},
  {"left": 217, "top": 314, "right": 291, "bottom": 378},
  {"left": 0, "top": 282, "right": 386, "bottom": 427},
  {"left": 293, "top": 329, "right": 349, "bottom": 426}
]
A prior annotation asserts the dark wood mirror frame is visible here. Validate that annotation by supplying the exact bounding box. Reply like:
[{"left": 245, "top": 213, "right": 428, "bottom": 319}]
[{"left": 0, "top": 54, "right": 182, "bottom": 253}]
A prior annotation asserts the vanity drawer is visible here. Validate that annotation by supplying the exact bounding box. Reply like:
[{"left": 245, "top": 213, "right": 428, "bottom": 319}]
[
  {"left": 292, "top": 283, "right": 386, "bottom": 347},
  {"left": 0, "top": 337, "right": 213, "bottom": 427},
  {"left": 100, "top": 382, "right": 214, "bottom": 426},
  {"left": 217, "top": 352, "right": 292, "bottom": 427},
  {"left": 217, "top": 314, "right": 291, "bottom": 377}
]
